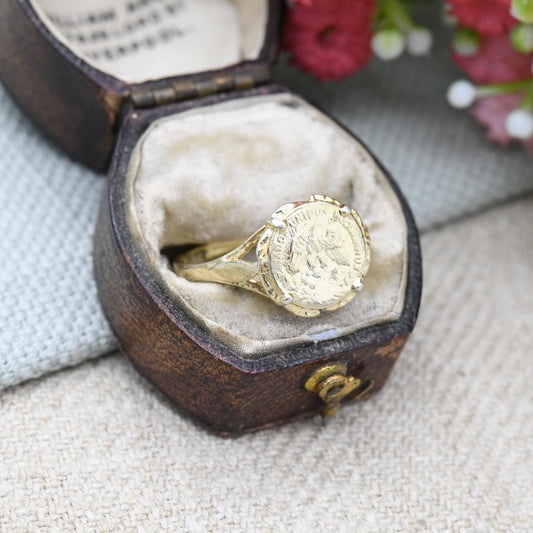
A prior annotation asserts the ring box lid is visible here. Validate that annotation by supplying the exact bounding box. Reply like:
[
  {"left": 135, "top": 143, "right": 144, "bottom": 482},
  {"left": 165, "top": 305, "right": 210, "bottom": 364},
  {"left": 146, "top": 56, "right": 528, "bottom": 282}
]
[{"left": 0, "top": 0, "right": 281, "bottom": 170}]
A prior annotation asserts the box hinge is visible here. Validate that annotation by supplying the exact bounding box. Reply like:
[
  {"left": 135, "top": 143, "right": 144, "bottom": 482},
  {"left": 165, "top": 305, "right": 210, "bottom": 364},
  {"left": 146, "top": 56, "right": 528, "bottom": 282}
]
[{"left": 128, "top": 65, "right": 271, "bottom": 109}]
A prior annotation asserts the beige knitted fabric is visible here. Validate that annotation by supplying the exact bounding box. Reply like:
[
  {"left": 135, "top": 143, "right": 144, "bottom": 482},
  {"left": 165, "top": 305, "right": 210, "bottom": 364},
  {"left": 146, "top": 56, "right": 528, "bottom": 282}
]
[{"left": 1, "top": 197, "right": 532, "bottom": 532}]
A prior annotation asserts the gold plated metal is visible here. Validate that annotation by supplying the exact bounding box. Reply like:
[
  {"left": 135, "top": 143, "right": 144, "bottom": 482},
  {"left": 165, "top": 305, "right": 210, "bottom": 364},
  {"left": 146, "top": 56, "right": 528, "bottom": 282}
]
[
  {"left": 304, "top": 363, "right": 374, "bottom": 417},
  {"left": 129, "top": 65, "right": 271, "bottom": 108},
  {"left": 173, "top": 195, "right": 371, "bottom": 317}
]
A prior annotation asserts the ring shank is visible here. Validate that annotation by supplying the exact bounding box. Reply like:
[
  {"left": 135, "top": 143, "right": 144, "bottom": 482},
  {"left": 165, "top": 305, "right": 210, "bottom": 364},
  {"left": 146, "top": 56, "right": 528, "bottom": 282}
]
[
  {"left": 173, "top": 227, "right": 265, "bottom": 285},
  {"left": 177, "top": 239, "right": 251, "bottom": 263}
]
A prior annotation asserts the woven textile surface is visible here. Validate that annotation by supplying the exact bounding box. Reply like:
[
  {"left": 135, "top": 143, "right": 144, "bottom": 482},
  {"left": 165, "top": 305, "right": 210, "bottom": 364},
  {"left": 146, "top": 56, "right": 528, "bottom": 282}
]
[
  {"left": 1, "top": 9, "right": 533, "bottom": 390},
  {"left": 1, "top": 197, "right": 532, "bottom": 531},
  {"left": 0, "top": 84, "right": 115, "bottom": 390}
]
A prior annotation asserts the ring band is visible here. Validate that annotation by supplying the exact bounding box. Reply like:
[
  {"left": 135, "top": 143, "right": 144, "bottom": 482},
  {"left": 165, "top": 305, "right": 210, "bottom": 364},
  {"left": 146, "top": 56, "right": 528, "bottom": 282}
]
[{"left": 173, "top": 195, "right": 370, "bottom": 317}]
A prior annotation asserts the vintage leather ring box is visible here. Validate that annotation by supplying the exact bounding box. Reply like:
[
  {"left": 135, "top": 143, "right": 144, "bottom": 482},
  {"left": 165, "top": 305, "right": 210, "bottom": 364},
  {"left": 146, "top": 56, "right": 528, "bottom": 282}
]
[{"left": 0, "top": 0, "right": 422, "bottom": 434}]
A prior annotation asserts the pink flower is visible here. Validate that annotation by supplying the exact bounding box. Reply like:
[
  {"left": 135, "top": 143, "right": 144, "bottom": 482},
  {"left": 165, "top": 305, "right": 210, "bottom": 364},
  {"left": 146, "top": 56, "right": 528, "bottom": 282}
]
[
  {"left": 446, "top": 0, "right": 517, "bottom": 36},
  {"left": 472, "top": 92, "right": 523, "bottom": 143},
  {"left": 471, "top": 92, "right": 533, "bottom": 151},
  {"left": 284, "top": 0, "right": 376, "bottom": 81},
  {"left": 453, "top": 34, "right": 533, "bottom": 83}
]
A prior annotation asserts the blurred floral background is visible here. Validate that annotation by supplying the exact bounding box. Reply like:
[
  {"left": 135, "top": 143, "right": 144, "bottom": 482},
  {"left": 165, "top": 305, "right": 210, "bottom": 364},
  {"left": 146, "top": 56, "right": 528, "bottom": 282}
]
[{"left": 284, "top": 0, "right": 533, "bottom": 153}]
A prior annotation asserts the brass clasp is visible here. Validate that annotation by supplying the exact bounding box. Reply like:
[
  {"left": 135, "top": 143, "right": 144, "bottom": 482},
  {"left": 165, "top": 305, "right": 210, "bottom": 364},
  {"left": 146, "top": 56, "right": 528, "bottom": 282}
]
[{"left": 305, "top": 363, "right": 373, "bottom": 417}]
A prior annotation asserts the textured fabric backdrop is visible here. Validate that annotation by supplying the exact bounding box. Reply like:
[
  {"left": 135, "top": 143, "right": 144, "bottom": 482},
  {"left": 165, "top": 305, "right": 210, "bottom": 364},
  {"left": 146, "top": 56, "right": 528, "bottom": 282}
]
[
  {"left": 1, "top": 197, "right": 531, "bottom": 531},
  {"left": 1, "top": 12, "right": 533, "bottom": 390}
]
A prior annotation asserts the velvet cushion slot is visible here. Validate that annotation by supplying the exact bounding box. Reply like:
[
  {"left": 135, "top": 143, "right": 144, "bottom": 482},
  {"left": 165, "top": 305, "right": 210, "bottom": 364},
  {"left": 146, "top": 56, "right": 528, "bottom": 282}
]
[{"left": 127, "top": 92, "right": 409, "bottom": 358}]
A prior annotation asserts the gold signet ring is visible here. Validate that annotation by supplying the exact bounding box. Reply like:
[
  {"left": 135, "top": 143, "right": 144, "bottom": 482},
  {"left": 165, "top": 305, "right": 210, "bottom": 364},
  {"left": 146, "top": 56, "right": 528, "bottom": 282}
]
[{"left": 173, "top": 195, "right": 370, "bottom": 317}]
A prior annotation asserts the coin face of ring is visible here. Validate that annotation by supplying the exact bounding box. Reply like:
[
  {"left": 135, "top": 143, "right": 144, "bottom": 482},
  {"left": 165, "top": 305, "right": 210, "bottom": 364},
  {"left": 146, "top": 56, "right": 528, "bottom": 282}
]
[{"left": 257, "top": 195, "right": 370, "bottom": 317}]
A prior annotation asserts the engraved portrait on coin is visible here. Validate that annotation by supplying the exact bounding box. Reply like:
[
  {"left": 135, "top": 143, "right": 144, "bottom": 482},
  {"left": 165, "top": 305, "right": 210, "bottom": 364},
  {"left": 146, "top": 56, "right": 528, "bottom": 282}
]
[{"left": 267, "top": 200, "right": 368, "bottom": 310}]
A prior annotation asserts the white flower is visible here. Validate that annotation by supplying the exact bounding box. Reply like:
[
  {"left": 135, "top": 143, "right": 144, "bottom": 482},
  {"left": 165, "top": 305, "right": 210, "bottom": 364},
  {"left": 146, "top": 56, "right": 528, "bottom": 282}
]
[
  {"left": 442, "top": 3, "right": 458, "bottom": 26},
  {"left": 505, "top": 109, "right": 533, "bottom": 139},
  {"left": 447, "top": 80, "right": 477, "bottom": 109},
  {"left": 511, "top": 23, "right": 533, "bottom": 53},
  {"left": 407, "top": 28, "right": 433, "bottom": 56},
  {"left": 372, "top": 28, "right": 405, "bottom": 61},
  {"left": 452, "top": 29, "right": 480, "bottom": 56},
  {"left": 511, "top": 0, "right": 533, "bottom": 23}
]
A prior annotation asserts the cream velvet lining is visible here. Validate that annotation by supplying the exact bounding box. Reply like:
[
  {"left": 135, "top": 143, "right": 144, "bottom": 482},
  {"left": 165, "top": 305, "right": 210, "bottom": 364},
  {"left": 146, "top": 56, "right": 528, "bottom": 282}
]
[
  {"left": 128, "top": 93, "right": 409, "bottom": 358},
  {"left": 30, "top": 0, "right": 267, "bottom": 83}
]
